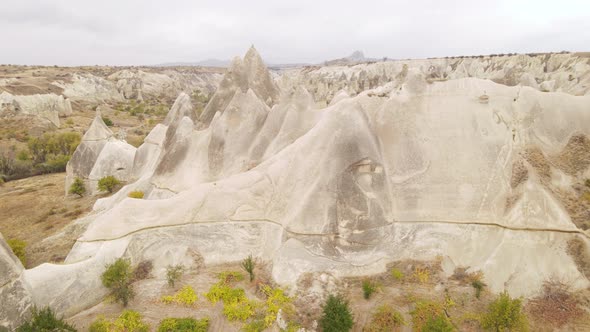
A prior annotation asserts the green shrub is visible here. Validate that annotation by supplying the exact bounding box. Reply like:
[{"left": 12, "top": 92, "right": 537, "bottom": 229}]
[
  {"left": 89, "top": 316, "right": 110, "bottom": 332},
  {"left": 90, "top": 310, "right": 149, "bottom": 332},
  {"left": 16, "top": 150, "right": 29, "bottom": 161},
  {"left": 482, "top": 291, "right": 528, "bottom": 332},
  {"left": 161, "top": 285, "right": 198, "bottom": 306},
  {"left": 362, "top": 279, "right": 377, "bottom": 300},
  {"left": 69, "top": 177, "right": 86, "bottom": 197},
  {"left": 320, "top": 294, "right": 354, "bottom": 332},
  {"left": 411, "top": 300, "right": 447, "bottom": 331},
  {"left": 391, "top": 268, "right": 404, "bottom": 281},
  {"left": 102, "top": 117, "right": 113, "bottom": 126},
  {"left": 243, "top": 319, "right": 266, "bottom": 332},
  {"left": 7, "top": 238, "right": 26, "bottom": 266},
  {"left": 101, "top": 258, "right": 134, "bottom": 306},
  {"left": 157, "top": 317, "right": 209, "bottom": 332},
  {"left": 585, "top": 179, "right": 590, "bottom": 188},
  {"left": 37, "top": 154, "right": 70, "bottom": 173},
  {"left": 364, "top": 304, "right": 405, "bottom": 332},
  {"left": 241, "top": 254, "right": 255, "bottom": 282},
  {"left": 166, "top": 264, "right": 184, "bottom": 287},
  {"left": 16, "top": 306, "right": 76, "bottom": 332},
  {"left": 28, "top": 132, "right": 80, "bottom": 164},
  {"left": 97, "top": 175, "right": 121, "bottom": 193},
  {"left": 472, "top": 279, "right": 486, "bottom": 299},
  {"left": 128, "top": 190, "right": 144, "bottom": 199},
  {"left": 423, "top": 315, "right": 455, "bottom": 332},
  {"left": 65, "top": 118, "right": 74, "bottom": 126}
]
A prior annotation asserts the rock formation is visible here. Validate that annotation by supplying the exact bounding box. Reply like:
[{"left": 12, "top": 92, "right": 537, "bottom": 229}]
[
  {"left": 65, "top": 111, "right": 136, "bottom": 195},
  {"left": 0, "top": 234, "right": 33, "bottom": 331},
  {"left": 0, "top": 92, "right": 72, "bottom": 127},
  {"left": 3, "top": 49, "right": 590, "bottom": 326}
]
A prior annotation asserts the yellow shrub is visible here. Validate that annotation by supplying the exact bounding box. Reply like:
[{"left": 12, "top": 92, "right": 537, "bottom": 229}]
[
  {"left": 161, "top": 285, "right": 198, "bottom": 306},
  {"left": 90, "top": 310, "right": 149, "bottom": 332},
  {"left": 391, "top": 268, "right": 405, "bottom": 281},
  {"left": 262, "top": 285, "right": 293, "bottom": 327},
  {"left": 413, "top": 267, "right": 430, "bottom": 284},
  {"left": 223, "top": 298, "right": 258, "bottom": 321},
  {"left": 128, "top": 190, "right": 144, "bottom": 199},
  {"left": 205, "top": 282, "right": 246, "bottom": 304}
]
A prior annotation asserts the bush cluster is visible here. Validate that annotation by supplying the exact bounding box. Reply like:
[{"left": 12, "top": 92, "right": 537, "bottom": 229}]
[
  {"left": 365, "top": 304, "right": 405, "bottom": 332},
  {"left": 161, "top": 285, "right": 198, "bottom": 306},
  {"left": 0, "top": 131, "right": 80, "bottom": 181},
  {"left": 16, "top": 307, "right": 76, "bottom": 332},
  {"left": 98, "top": 175, "right": 121, "bottom": 193},
  {"left": 157, "top": 317, "right": 209, "bottom": 332},
  {"left": 90, "top": 310, "right": 149, "bottom": 332},
  {"left": 482, "top": 291, "right": 528, "bottom": 331}
]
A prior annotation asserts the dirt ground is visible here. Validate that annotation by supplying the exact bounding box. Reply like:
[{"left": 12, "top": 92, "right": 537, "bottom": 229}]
[
  {"left": 64, "top": 258, "right": 590, "bottom": 332},
  {"left": 0, "top": 172, "right": 98, "bottom": 267}
]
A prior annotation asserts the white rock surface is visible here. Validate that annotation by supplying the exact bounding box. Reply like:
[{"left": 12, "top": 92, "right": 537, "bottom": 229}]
[
  {"left": 0, "top": 233, "right": 33, "bottom": 330},
  {"left": 12, "top": 49, "right": 590, "bottom": 322},
  {"left": 65, "top": 111, "right": 136, "bottom": 195},
  {"left": 0, "top": 91, "right": 72, "bottom": 126}
]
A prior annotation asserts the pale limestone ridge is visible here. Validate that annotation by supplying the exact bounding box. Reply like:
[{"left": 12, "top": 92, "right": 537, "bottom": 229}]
[
  {"left": 5, "top": 50, "right": 590, "bottom": 325},
  {"left": 198, "top": 46, "right": 279, "bottom": 126},
  {"left": 0, "top": 91, "right": 72, "bottom": 127}
]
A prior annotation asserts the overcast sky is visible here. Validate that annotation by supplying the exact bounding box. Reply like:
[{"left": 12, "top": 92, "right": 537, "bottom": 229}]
[{"left": 1, "top": 0, "right": 589, "bottom": 66}]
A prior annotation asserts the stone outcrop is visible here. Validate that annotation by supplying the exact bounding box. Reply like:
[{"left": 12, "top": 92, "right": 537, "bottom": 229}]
[
  {"left": 198, "top": 46, "right": 280, "bottom": 126},
  {"left": 5, "top": 48, "right": 590, "bottom": 324},
  {"left": 65, "top": 111, "right": 136, "bottom": 195},
  {"left": 0, "top": 91, "right": 72, "bottom": 127},
  {"left": 0, "top": 233, "right": 33, "bottom": 331},
  {"left": 282, "top": 53, "right": 590, "bottom": 103}
]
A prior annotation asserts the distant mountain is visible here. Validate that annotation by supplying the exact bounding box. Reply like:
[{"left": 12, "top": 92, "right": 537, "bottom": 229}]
[{"left": 324, "top": 50, "right": 380, "bottom": 66}]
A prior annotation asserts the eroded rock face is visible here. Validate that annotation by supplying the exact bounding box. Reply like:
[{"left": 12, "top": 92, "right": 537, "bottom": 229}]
[
  {"left": 0, "top": 91, "right": 72, "bottom": 127},
  {"left": 16, "top": 48, "right": 590, "bottom": 322},
  {"left": 65, "top": 111, "right": 136, "bottom": 195},
  {"left": 198, "top": 46, "right": 279, "bottom": 126},
  {"left": 0, "top": 234, "right": 33, "bottom": 331}
]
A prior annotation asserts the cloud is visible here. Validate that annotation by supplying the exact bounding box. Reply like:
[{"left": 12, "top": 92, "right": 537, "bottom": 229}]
[{"left": 0, "top": 0, "right": 588, "bottom": 65}]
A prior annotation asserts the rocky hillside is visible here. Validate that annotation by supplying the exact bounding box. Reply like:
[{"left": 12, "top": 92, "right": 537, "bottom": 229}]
[{"left": 1, "top": 49, "right": 590, "bottom": 331}]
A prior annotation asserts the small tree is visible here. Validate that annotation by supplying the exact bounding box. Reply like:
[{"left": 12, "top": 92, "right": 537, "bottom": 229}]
[
  {"left": 101, "top": 258, "right": 134, "bottom": 306},
  {"left": 241, "top": 254, "right": 255, "bottom": 282},
  {"left": 320, "top": 294, "right": 354, "bottom": 332},
  {"left": 482, "top": 291, "right": 528, "bottom": 332},
  {"left": 362, "top": 279, "right": 377, "bottom": 299},
  {"left": 166, "top": 264, "right": 185, "bottom": 287},
  {"left": 97, "top": 175, "right": 120, "bottom": 193},
  {"left": 69, "top": 177, "right": 86, "bottom": 197}
]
